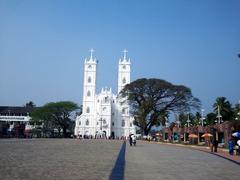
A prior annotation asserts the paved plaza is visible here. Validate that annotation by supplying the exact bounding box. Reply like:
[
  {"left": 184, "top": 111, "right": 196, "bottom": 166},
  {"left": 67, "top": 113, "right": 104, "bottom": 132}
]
[{"left": 0, "top": 139, "right": 239, "bottom": 180}]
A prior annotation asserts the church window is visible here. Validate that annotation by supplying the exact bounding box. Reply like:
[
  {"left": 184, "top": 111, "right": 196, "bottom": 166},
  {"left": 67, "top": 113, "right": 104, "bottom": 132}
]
[
  {"left": 122, "top": 120, "right": 125, "bottom": 127},
  {"left": 130, "top": 122, "right": 132, "bottom": 127},
  {"left": 88, "top": 65, "right": 92, "bottom": 69},
  {"left": 122, "top": 77, "right": 126, "bottom": 84},
  {"left": 103, "top": 119, "right": 106, "bottom": 124},
  {"left": 122, "top": 108, "right": 128, "bottom": 114},
  {"left": 122, "top": 65, "right": 126, "bottom": 69},
  {"left": 87, "top": 91, "right": 91, "bottom": 97},
  {"left": 79, "top": 121, "right": 81, "bottom": 126},
  {"left": 86, "top": 119, "right": 89, "bottom": 126},
  {"left": 86, "top": 107, "right": 90, "bottom": 113},
  {"left": 102, "top": 107, "right": 106, "bottom": 111},
  {"left": 88, "top": 76, "right": 91, "bottom": 83},
  {"left": 104, "top": 96, "right": 109, "bottom": 103}
]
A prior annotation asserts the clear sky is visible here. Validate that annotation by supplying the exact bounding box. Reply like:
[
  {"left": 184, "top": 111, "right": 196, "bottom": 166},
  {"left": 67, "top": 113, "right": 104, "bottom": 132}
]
[{"left": 0, "top": 0, "right": 240, "bottom": 114}]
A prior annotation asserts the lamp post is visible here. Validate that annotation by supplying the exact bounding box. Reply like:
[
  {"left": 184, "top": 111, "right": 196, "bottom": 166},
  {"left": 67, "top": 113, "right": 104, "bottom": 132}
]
[
  {"left": 200, "top": 109, "right": 206, "bottom": 126},
  {"left": 215, "top": 105, "right": 223, "bottom": 124},
  {"left": 235, "top": 100, "right": 240, "bottom": 121},
  {"left": 186, "top": 113, "right": 191, "bottom": 127},
  {"left": 165, "top": 116, "right": 169, "bottom": 128},
  {"left": 175, "top": 114, "right": 180, "bottom": 128}
]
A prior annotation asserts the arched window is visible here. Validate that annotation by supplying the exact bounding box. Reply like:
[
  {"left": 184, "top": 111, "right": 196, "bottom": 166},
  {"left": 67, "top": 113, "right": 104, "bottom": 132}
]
[
  {"left": 87, "top": 91, "right": 91, "bottom": 97},
  {"left": 86, "top": 107, "right": 90, "bottom": 113},
  {"left": 88, "top": 65, "right": 92, "bottom": 69},
  {"left": 122, "top": 108, "right": 128, "bottom": 114},
  {"left": 88, "top": 76, "right": 91, "bottom": 83},
  {"left": 122, "top": 77, "right": 126, "bottom": 84},
  {"left": 122, "top": 65, "right": 126, "bottom": 69},
  {"left": 86, "top": 119, "right": 89, "bottom": 126},
  {"left": 104, "top": 96, "right": 109, "bottom": 103},
  {"left": 122, "top": 120, "right": 125, "bottom": 127},
  {"left": 79, "top": 121, "right": 81, "bottom": 126},
  {"left": 103, "top": 119, "right": 106, "bottom": 124},
  {"left": 130, "top": 122, "right": 132, "bottom": 127}
]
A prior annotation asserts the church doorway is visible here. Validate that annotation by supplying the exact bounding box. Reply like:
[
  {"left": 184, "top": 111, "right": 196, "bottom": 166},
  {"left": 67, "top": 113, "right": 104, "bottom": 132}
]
[
  {"left": 103, "top": 130, "right": 107, "bottom": 138},
  {"left": 111, "top": 131, "right": 115, "bottom": 139},
  {"left": 84, "top": 131, "right": 89, "bottom": 139}
]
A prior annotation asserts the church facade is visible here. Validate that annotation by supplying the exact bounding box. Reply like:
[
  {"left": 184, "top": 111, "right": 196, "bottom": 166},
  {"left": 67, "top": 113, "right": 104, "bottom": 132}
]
[{"left": 74, "top": 50, "right": 136, "bottom": 138}]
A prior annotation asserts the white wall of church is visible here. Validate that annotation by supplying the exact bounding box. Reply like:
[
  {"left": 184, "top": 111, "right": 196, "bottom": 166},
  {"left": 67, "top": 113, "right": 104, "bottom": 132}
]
[{"left": 74, "top": 50, "right": 136, "bottom": 138}]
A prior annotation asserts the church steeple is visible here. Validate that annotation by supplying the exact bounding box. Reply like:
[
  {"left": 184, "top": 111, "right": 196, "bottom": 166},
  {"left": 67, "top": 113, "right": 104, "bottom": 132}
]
[
  {"left": 118, "top": 49, "right": 131, "bottom": 93},
  {"left": 123, "top": 49, "right": 128, "bottom": 60},
  {"left": 90, "top": 48, "right": 94, "bottom": 60},
  {"left": 82, "top": 49, "right": 97, "bottom": 127}
]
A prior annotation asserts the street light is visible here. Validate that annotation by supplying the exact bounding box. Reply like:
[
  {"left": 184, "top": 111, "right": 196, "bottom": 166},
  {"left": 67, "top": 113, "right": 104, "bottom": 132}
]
[
  {"left": 235, "top": 100, "right": 240, "bottom": 121},
  {"left": 200, "top": 109, "right": 206, "bottom": 126},
  {"left": 186, "top": 113, "right": 191, "bottom": 127},
  {"left": 215, "top": 105, "right": 223, "bottom": 124},
  {"left": 175, "top": 114, "right": 180, "bottom": 128},
  {"left": 165, "top": 116, "right": 169, "bottom": 128}
]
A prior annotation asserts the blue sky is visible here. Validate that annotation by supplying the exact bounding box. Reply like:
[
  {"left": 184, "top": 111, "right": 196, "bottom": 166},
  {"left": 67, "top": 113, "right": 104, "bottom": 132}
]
[{"left": 0, "top": 0, "right": 240, "bottom": 114}]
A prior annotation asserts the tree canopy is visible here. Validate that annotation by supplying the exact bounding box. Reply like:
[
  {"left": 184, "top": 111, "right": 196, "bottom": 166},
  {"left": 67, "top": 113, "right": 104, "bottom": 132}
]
[
  {"left": 25, "top": 101, "right": 36, "bottom": 108},
  {"left": 31, "top": 101, "right": 79, "bottom": 137},
  {"left": 213, "top": 97, "right": 234, "bottom": 121},
  {"left": 120, "top": 78, "right": 201, "bottom": 135}
]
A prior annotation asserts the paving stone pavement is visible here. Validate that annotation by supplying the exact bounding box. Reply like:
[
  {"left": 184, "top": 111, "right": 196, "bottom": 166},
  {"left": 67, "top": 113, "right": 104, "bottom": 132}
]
[
  {"left": 0, "top": 139, "right": 239, "bottom": 180},
  {"left": 124, "top": 141, "right": 239, "bottom": 180},
  {"left": 0, "top": 139, "right": 122, "bottom": 180}
]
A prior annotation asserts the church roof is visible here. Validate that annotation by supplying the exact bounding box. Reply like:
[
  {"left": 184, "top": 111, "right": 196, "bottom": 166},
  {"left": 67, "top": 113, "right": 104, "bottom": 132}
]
[{"left": 0, "top": 106, "right": 36, "bottom": 116}]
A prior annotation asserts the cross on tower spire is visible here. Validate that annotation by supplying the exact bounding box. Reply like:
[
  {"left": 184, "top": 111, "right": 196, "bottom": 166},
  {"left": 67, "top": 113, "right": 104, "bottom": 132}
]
[
  {"left": 123, "top": 49, "right": 128, "bottom": 60},
  {"left": 90, "top": 48, "right": 95, "bottom": 59}
]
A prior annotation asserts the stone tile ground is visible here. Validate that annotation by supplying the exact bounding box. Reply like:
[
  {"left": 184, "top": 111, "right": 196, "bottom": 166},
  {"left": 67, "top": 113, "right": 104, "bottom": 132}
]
[
  {"left": 0, "top": 139, "right": 239, "bottom": 180},
  {"left": 0, "top": 139, "right": 122, "bottom": 180}
]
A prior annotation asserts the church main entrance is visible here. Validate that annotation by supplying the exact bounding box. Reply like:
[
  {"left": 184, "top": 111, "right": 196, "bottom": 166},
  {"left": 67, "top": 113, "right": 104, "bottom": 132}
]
[{"left": 111, "top": 131, "right": 115, "bottom": 139}]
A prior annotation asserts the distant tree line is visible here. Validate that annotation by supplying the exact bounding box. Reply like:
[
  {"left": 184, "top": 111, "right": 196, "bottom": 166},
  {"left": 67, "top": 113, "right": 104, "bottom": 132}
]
[
  {"left": 177, "top": 97, "right": 240, "bottom": 127},
  {"left": 30, "top": 101, "right": 80, "bottom": 138}
]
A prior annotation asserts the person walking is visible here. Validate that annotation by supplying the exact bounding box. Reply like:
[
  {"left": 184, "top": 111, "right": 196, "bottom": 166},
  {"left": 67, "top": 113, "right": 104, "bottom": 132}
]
[
  {"left": 213, "top": 139, "right": 218, "bottom": 152},
  {"left": 129, "top": 134, "right": 133, "bottom": 146},
  {"left": 228, "top": 138, "right": 234, "bottom": 155}
]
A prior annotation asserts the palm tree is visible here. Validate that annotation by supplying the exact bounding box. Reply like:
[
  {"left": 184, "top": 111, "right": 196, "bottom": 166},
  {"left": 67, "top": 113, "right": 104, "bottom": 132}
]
[{"left": 213, "top": 97, "right": 234, "bottom": 121}]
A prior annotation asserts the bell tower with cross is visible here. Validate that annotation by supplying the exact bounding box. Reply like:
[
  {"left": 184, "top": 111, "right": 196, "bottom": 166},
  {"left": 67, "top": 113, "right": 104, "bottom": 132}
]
[
  {"left": 118, "top": 49, "right": 131, "bottom": 94},
  {"left": 82, "top": 48, "right": 97, "bottom": 129}
]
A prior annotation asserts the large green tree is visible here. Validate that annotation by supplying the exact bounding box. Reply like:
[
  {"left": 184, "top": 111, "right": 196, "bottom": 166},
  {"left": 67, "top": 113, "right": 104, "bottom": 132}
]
[
  {"left": 31, "top": 101, "right": 79, "bottom": 137},
  {"left": 120, "top": 78, "right": 200, "bottom": 135}
]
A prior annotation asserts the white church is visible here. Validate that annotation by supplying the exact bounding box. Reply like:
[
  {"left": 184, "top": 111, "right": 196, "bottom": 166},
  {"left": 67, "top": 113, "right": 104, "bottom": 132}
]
[{"left": 74, "top": 49, "right": 136, "bottom": 139}]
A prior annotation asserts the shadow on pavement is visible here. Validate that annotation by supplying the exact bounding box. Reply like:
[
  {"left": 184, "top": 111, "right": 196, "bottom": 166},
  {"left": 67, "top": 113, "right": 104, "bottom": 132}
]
[{"left": 109, "top": 141, "right": 126, "bottom": 180}]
